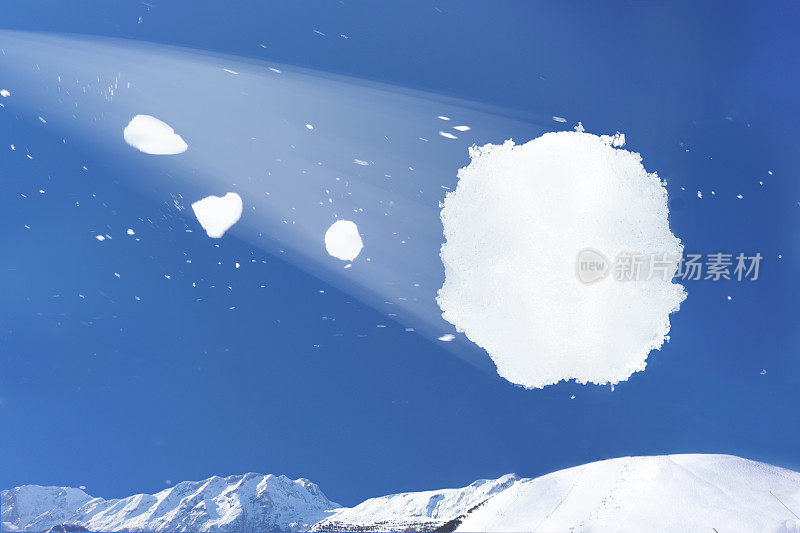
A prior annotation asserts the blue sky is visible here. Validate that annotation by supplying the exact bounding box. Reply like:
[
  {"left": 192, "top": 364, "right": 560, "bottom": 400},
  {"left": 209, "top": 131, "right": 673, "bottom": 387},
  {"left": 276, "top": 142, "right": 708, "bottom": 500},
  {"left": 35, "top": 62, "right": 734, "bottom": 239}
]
[{"left": 1, "top": 1, "right": 799, "bottom": 508}]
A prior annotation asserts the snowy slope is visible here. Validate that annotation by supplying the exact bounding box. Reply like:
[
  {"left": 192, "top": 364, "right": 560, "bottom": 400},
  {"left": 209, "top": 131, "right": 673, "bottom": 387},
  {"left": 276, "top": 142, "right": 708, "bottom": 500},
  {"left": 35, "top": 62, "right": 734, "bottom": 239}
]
[
  {"left": 453, "top": 455, "right": 800, "bottom": 533},
  {"left": 1, "top": 474, "right": 339, "bottom": 533},
  {"left": 308, "top": 474, "right": 519, "bottom": 532},
  {"left": 311, "top": 455, "right": 800, "bottom": 533}
]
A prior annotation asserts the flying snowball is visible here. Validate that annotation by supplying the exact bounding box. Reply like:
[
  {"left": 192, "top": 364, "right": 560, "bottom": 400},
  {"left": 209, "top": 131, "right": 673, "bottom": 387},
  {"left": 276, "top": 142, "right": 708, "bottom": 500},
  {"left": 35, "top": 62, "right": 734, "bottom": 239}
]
[
  {"left": 325, "top": 220, "right": 363, "bottom": 261},
  {"left": 437, "top": 130, "right": 686, "bottom": 389},
  {"left": 192, "top": 192, "right": 243, "bottom": 238},
  {"left": 123, "top": 115, "right": 188, "bottom": 155}
]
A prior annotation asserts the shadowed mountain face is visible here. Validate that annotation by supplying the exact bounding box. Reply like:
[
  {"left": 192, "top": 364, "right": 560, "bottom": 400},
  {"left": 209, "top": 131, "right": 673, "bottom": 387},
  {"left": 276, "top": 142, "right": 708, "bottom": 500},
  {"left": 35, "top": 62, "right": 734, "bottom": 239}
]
[{"left": 5, "top": 455, "right": 800, "bottom": 533}]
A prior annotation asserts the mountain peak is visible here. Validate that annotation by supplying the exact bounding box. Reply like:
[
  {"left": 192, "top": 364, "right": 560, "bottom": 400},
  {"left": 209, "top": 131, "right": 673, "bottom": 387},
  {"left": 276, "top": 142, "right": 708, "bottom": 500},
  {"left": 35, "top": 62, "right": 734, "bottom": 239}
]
[{"left": 2, "top": 473, "right": 339, "bottom": 533}]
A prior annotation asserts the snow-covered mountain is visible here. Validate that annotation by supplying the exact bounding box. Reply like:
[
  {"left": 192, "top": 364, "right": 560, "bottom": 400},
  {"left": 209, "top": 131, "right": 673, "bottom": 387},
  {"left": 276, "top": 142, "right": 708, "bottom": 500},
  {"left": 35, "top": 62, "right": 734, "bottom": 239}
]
[
  {"left": 311, "top": 455, "right": 800, "bottom": 533},
  {"left": 1, "top": 473, "right": 339, "bottom": 533},
  {"left": 4, "top": 455, "right": 800, "bottom": 533},
  {"left": 308, "top": 473, "right": 519, "bottom": 532}
]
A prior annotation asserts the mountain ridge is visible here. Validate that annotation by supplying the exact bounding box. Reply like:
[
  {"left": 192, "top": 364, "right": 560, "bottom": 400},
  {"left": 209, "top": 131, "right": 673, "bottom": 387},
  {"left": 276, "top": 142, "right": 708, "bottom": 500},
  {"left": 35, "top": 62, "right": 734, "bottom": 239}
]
[{"left": 4, "top": 455, "right": 800, "bottom": 532}]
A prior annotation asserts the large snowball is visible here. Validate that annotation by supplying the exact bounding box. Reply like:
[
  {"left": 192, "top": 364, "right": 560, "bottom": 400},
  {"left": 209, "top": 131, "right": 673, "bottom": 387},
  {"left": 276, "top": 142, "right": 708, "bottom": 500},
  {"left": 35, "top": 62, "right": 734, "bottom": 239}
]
[
  {"left": 192, "top": 192, "right": 243, "bottom": 238},
  {"left": 325, "top": 220, "right": 363, "bottom": 261},
  {"left": 123, "top": 114, "right": 188, "bottom": 155},
  {"left": 437, "top": 131, "right": 686, "bottom": 388}
]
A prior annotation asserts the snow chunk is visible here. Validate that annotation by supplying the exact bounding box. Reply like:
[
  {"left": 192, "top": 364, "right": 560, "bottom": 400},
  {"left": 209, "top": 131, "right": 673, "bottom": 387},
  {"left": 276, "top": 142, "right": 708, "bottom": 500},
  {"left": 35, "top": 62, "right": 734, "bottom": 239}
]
[
  {"left": 123, "top": 115, "right": 188, "bottom": 155},
  {"left": 438, "top": 334, "right": 455, "bottom": 342},
  {"left": 191, "top": 192, "right": 243, "bottom": 238},
  {"left": 0, "top": 89, "right": 10, "bottom": 97},
  {"left": 439, "top": 131, "right": 457, "bottom": 139},
  {"left": 437, "top": 131, "right": 686, "bottom": 388},
  {"left": 325, "top": 220, "right": 363, "bottom": 261}
]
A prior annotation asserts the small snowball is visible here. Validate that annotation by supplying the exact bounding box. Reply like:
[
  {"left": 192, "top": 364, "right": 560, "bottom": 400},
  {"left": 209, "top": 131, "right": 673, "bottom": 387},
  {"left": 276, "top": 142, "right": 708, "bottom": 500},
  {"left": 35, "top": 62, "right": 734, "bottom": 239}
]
[
  {"left": 123, "top": 115, "right": 188, "bottom": 155},
  {"left": 191, "top": 192, "right": 243, "bottom": 238},
  {"left": 324, "top": 220, "right": 363, "bottom": 261}
]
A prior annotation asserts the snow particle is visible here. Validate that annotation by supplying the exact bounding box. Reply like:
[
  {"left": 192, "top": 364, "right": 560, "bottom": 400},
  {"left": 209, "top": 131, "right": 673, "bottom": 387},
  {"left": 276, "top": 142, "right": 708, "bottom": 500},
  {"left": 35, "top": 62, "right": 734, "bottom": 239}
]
[
  {"left": 324, "top": 220, "right": 363, "bottom": 261},
  {"left": 123, "top": 115, "right": 188, "bottom": 155},
  {"left": 191, "top": 192, "right": 243, "bottom": 238},
  {"left": 438, "top": 334, "right": 455, "bottom": 342}
]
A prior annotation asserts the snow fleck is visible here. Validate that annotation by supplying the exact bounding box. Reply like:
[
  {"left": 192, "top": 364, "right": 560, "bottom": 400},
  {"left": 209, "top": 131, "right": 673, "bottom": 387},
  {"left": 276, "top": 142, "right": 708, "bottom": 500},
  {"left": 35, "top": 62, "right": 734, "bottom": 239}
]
[
  {"left": 123, "top": 115, "right": 188, "bottom": 155},
  {"left": 0, "top": 89, "right": 10, "bottom": 97},
  {"left": 439, "top": 131, "right": 457, "bottom": 140},
  {"left": 223, "top": 68, "right": 239, "bottom": 75},
  {"left": 126, "top": 228, "right": 135, "bottom": 235},
  {"left": 552, "top": 116, "right": 567, "bottom": 123},
  {"left": 600, "top": 132, "right": 626, "bottom": 147},
  {"left": 191, "top": 192, "right": 243, "bottom": 238},
  {"left": 453, "top": 125, "right": 471, "bottom": 132},
  {"left": 697, "top": 191, "right": 703, "bottom": 199},
  {"left": 438, "top": 334, "right": 455, "bottom": 342},
  {"left": 305, "top": 124, "right": 315, "bottom": 130},
  {"left": 324, "top": 220, "right": 363, "bottom": 261},
  {"left": 95, "top": 235, "right": 106, "bottom": 241},
  {"left": 353, "top": 159, "right": 371, "bottom": 166},
  {"left": 437, "top": 115, "right": 451, "bottom": 121},
  {"left": 736, "top": 194, "right": 743, "bottom": 199},
  {"left": 437, "top": 131, "right": 685, "bottom": 388}
]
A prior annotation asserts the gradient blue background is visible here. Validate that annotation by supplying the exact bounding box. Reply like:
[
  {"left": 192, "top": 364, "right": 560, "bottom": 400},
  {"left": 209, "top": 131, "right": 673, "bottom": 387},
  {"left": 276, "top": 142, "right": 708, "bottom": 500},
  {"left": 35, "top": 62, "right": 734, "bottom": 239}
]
[{"left": 1, "top": 1, "right": 799, "bottom": 507}]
